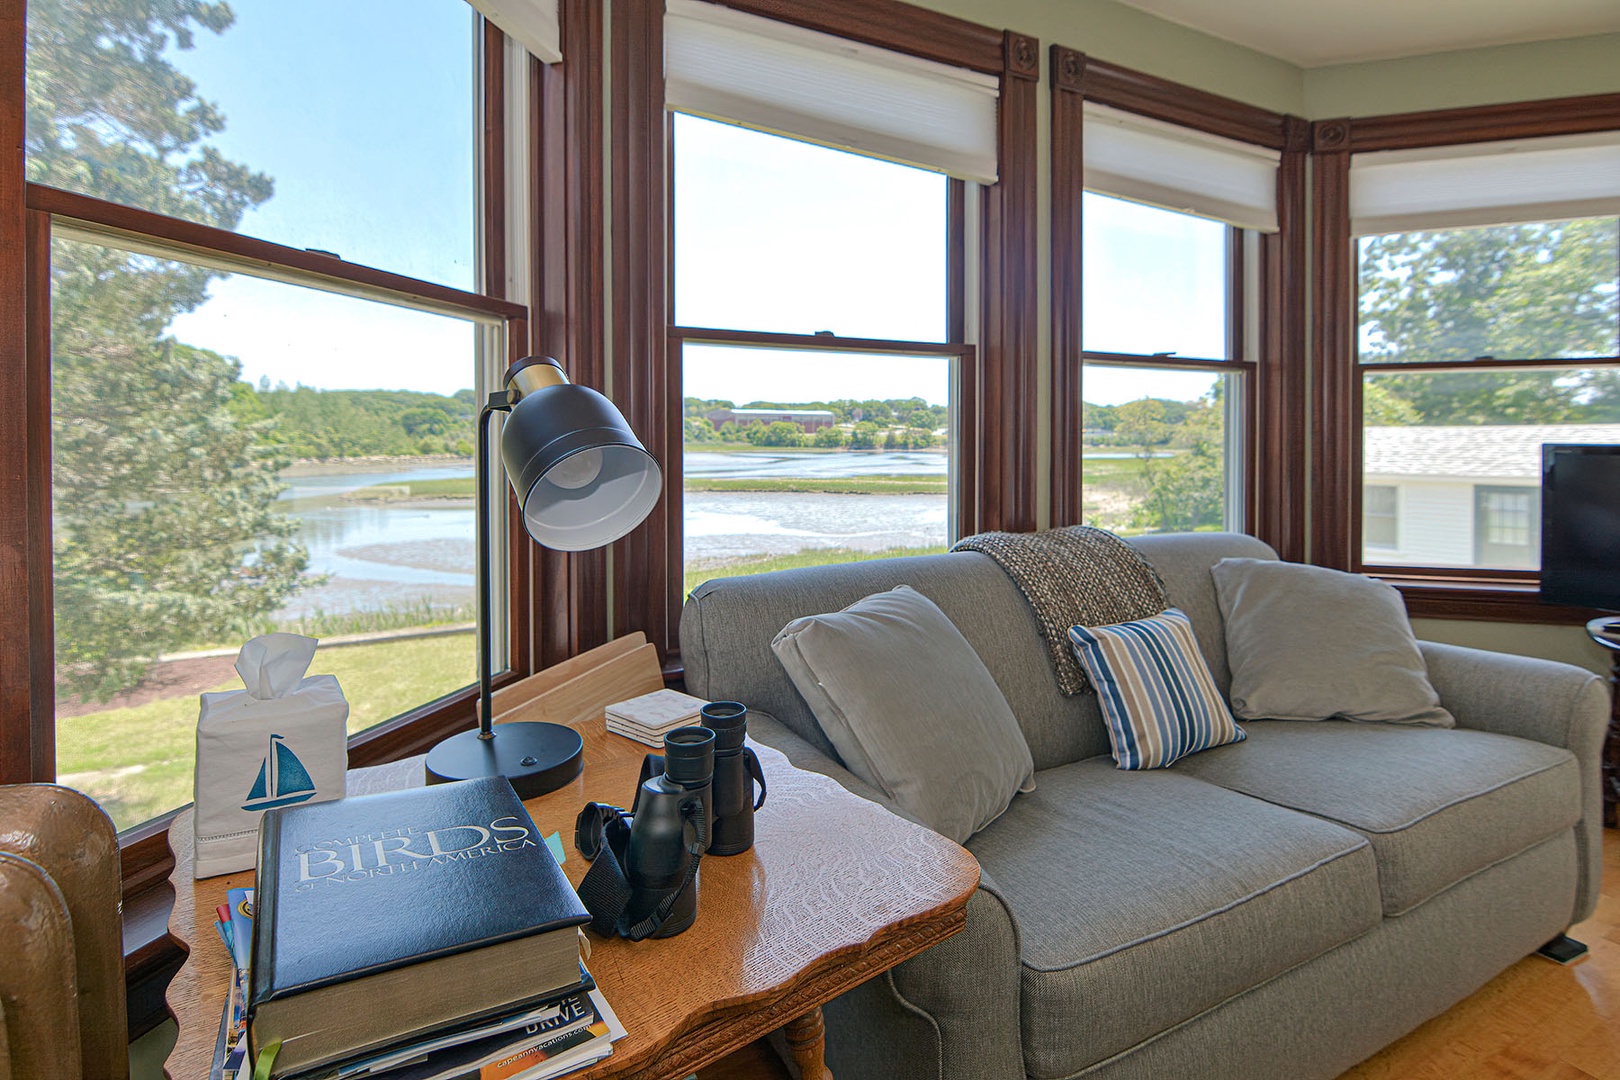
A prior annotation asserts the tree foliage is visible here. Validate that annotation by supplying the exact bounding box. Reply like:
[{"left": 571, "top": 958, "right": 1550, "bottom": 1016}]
[
  {"left": 1359, "top": 220, "right": 1620, "bottom": 425},
  {"left": 30, "top": 0, "right": 306, "bottom": 696}
]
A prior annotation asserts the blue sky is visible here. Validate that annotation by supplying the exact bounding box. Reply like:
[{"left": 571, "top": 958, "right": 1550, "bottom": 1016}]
[{"left": 156, "top": 0, "right": 1223, "bottom": 408}]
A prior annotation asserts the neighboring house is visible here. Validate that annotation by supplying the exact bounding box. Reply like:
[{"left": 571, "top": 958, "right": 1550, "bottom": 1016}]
[
  {"left": 706, "top": 407, "right": 838, "bottom": 432},
  {"left": 1362, "top": 424, "right": 1620, "bottom": 568}
]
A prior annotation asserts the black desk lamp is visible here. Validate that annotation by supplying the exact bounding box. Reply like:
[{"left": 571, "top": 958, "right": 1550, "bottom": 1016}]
[{"left": 425, "top": 356, "right": 662, "bottom": 798}]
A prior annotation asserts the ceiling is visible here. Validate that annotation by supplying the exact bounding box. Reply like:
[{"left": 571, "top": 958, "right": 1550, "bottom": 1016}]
[{"left": 1111, "top": 0, "right": 1620, "bottom": 67}]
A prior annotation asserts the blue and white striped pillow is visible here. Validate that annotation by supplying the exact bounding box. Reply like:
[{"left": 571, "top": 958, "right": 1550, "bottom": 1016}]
[{"left": 1068, "top": 608, "right": 1245, "bottom": 769}]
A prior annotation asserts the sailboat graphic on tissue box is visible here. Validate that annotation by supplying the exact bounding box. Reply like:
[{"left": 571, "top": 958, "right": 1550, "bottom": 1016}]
[
  {"left": 242, "top": 734, "right": 318, "bottom": 811},
  {"left": 194, "top": 634, "right": 349, "bottom": 878}
]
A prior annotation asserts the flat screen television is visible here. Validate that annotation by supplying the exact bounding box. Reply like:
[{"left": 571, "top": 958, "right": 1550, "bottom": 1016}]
[{"left": 1540, "top": 443, "right": 1620, "bottom": 611}]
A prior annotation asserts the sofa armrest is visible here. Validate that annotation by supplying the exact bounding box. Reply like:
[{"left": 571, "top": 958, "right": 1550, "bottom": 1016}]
[
  {"left": 746, "top": 711, "right": 918, "bottom": 822},
  {"left": 1420, "top": 640, "right": 1609, "bottom": 923},
  {"left": 750, "top": 712, "right": 1026, "bottom": 1079}
]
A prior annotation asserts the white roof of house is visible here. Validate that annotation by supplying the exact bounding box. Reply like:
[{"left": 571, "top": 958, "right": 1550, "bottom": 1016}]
[{"left": 1364, "top": 424, "right": 1620, "bottom": 480}]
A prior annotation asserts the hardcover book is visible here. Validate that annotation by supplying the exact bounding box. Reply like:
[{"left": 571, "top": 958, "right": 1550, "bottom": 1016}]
[{"left": 246, "top": 777, "right": 590, "bottom": 1079}]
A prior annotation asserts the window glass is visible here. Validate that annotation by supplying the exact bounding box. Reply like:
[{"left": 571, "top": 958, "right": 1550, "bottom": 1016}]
[
  {"left": 1080, "top": 365, "right": 1235, "bottom": 536},
  {"left": 1360, "top": 369, "right": 1620, "bottom": 569},
  {"left": 682, "top": 345, "right": 951, "bottom": 592},
  {"left": 672, "top": 114, "right": 949, "bottom": 341},
  {"left": 1081, "top": 193, "right": 1229, "bottom": 360},
  {"left": 25, "top": 0, "right": 476, "bottom": 289},
  {"left": 52, "top": 237, "right": 482, "bottom": 832},
  {"left": 1358, "top": 219, "right": 1618, "bottom": 363},
  {"left": 1364, "top": 485, "right": 1399, "bottom": 550}
]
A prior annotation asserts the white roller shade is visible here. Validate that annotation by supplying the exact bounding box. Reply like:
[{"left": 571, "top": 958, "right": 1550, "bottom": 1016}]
[
  {"left": 1082, "top": 103, "right": 1280, "bottom": 233},
  {"left": 468, "top": 0, "right": 561, "bottom": 64},
  {"left": 664, "top": 0, "right": 1000, "bottom": 184},
  {"left": 1351, "top": 132, "right": 1620, "bottom": 236}
]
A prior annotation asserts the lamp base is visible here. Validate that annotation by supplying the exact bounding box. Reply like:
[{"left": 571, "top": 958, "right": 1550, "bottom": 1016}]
[{"left": 424, "top": 722, "right": 584, "bottom": 799}]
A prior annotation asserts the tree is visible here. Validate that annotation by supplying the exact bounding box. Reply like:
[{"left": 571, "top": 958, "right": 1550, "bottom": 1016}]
[
  {"left": 29, "top": 0, "right": 306, "bottom": 696},
  {"left": 848, "top": 421, "right": 881, "bottom": 450},
  {"left": 1113, "top": 399, "right": 1171, "bottom": 452},
  {"left": 1133, "top": 398, "right": 1224, "bottom": 533},
  {"left": 812, "top": 425, "right": 848, "bottom": 448},
  {"left": 1359, "top": 220, "right": 1619, "bottom": 425}
]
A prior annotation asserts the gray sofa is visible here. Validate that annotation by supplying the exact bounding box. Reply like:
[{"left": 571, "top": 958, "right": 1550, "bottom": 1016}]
[{"left": 678, "top": 532, "right": 1609, "bottom": 1080}]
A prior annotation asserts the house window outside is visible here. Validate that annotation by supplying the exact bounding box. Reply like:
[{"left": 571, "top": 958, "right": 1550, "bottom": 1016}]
[
  {"left": 1364, "top": 485, "right": 1398, "bottom": 550},
  {"left": 672, "top": 115, "right": 964, "bottom": 590},
  {"left": 1080, "top": 193, "right": 1247, "bottom": 535},
  {"left": 1357, "top": 217, "right": 1620, "bottom": 571},
  {"left": 25, "top": 0, "right": 511, "bottom": 833},
  {"left": 1474, "top": 486, "right": 1541, "bottom": 568}
]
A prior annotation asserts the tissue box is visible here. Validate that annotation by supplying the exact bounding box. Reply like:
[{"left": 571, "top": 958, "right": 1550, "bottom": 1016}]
[{"left": 193, "top": 634, "right": 349, "bottom": 879}]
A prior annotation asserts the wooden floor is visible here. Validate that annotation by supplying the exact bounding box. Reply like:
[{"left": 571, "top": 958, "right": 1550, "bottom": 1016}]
[
  {"left": 1340, "top": 827, "right": 1620, "bottom": 1080},
  {"left": 707, "top": 830, "right": 1620, "bottom": 1080}
]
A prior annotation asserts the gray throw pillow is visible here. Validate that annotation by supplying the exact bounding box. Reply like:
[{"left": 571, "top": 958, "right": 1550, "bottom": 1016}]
[
  {"left": 771, "top": 585, "right": 1036, "bottom": 843},
  {"left": 1211, "top": 558, "right": 1454, "bottom": 727}
]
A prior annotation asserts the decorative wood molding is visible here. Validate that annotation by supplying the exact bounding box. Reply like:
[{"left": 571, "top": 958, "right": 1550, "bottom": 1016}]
[
  {"left": 535, "top": 0, "right": 610, "bottom": 666},
  {"left": 709, "top": 0, "right": 1004, "bottom": 75},
  {"left": 1393, "top": 582, "right": 1606, "bottom": 625},
  {"left": 610, "top": 0, "right": 677, "bottom": 658},
  {"left": 0, "top": 0, "right": 41, "bottom": 785},
  {"left": 1049, "top": 44, "right": 1085, "bottom": 528},
  {"left": 979, "top": 36, "right": 1041, "bottom": 533},
  {"left": 1312, "top": 119, "right": 1352, "bottom": 153},
  {"left": 1052, "top": 44, "right": 1085, "bottom": 96},
  {"left": 1073, "top": 56, "right": 1292, "bottom": 150},
  {"left": 1254, "top": 117, "right": 1309, "bottom": 563},
  {"left": 1004, "top": 32, "right": 1039, "bottom": 82},
  {"left": 1309, "top": 148, "right": 1356, "bottom": 570},
  {"left": 1342, "top": 92, "right": 1620, "bottom": 153}
]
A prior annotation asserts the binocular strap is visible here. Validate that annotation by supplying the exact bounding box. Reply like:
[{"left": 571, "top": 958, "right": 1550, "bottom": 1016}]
[
  {"left": 743, "top": 747, "right": 768, "bottom": 810},
  {"left": 576, "top": 795, "right": 709, "bottom": 941}
]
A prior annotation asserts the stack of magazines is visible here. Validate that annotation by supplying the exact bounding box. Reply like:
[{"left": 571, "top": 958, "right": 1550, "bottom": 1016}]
[
  {"left": 604, "top": 688, "right": 709, "bottom": 747},
  {"left": 212, "top": 893, "right": 624, "bottom": 1080},
  {"left": 214, "top": 778, "right": 626, "bottom": 1080}
]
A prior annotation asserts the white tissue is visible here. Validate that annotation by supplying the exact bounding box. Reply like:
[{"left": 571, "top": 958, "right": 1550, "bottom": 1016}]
[{"left": 235, "top": 632, "right": 319, "bottom": 700}]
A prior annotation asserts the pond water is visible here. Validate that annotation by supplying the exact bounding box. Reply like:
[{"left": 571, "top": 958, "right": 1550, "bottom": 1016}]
[{"left": 271, "top": 451, "right": 953, "bottom": 617}]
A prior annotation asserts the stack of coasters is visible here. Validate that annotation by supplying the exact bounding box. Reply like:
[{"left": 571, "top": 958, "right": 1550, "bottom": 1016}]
[{"left": 605, "top": 688, "right": 709, "bottom": 747}]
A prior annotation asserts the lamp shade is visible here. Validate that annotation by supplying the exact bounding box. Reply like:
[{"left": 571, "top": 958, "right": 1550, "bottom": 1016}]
[{"left": 499, "top": 358, "right": 662, "bottom": 551}]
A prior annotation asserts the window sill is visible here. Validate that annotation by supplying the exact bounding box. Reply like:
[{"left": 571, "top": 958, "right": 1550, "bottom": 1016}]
[{"left": 1375, "top": 574, "right": 1604, "bottom": 624}]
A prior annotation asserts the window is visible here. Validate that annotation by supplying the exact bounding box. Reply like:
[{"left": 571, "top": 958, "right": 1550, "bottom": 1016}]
[
  {"left": 672, "top": 115, "right": 963, "bottom": 588},
  {"left": 1355, "top": 217, "right": 1620, "bottom": 572},
  {"left": 1048, "top": 59, "right": 1299, "bottom": 543},
  {"left": 1364, "top": 485, "right": 1399, "bottom": 550},
  {"left": 17, "top": 0, "right": 530, "bottom": 837},
  {"left": 1079, "top": 194, "right": 1247, "bottom": 536}
]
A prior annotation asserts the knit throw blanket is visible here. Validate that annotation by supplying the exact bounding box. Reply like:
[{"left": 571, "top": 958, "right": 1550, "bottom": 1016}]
[{"left": 951, "top": 526, "right": 1168, "bottom": 697}]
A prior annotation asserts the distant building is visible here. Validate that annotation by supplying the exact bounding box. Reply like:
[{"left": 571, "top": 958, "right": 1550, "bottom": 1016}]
[
  {"left": 706, "top": 407, "right": 838, "bottom": 433},
  {"left": 1362, "top": 423, "right": 1620, "bottom": 568}
]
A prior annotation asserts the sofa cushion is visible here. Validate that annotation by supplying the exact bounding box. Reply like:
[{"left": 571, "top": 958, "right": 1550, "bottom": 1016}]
[
  {"left": 1173, "top": 720, "right": 1581, "bottom": 915},
  {"left": 771, "top": 585, "right": 1036, "bottom": 843},
  {"left": 966, "top": 758, "right": 1380, "bottom": 1078},
  {"left": 1212, "top": 557, "right": 1454, "bottom": 727},
  {"left": 1068, "top": 608, "right": 1246, "bottom": 769}
]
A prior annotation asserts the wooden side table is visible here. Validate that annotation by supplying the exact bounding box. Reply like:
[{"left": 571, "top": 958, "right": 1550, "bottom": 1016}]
[
  {"left": 1587, "top": 617, "right": 1620, "bottom": 829},
  {"left": 163, "top": 720, "right": 980, "bottom": 1080}
]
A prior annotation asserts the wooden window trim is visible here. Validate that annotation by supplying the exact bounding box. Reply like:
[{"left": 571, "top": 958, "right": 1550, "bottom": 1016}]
[
  {"left": 534, "top": 0, "right": 609, "bottom": 668},
  {"left": 1309, "top": 94, "right": 1620, "bottom": 615},
  {"left": 610, "top": 0, "right": 1039, "bottom": 662},
  {"left": 1048, "top": 47, "right": 1307, "bottom": 552}
]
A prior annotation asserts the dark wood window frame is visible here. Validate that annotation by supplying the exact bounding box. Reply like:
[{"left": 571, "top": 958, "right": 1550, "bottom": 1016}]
[
  {"left": 0, "top": 10, "right": 613, "bottom": 1036},
  {"left": 609, "top": 0, "right": 1040, "bottom": 664},
  {"left": 1048, "top": 49, "right": 1309, "bottom": 559},
  {"left": 1310, "top": 93, "right": 1620, "bottom": 622}
]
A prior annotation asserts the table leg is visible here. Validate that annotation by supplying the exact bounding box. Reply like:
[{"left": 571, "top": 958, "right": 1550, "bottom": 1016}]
[{"left": 782, "top": 1008, "right": 832, "bottom": 1080}]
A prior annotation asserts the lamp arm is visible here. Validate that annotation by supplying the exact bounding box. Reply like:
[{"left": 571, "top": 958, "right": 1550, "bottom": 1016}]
[{"left": 476, "top": 395, "right": 514, "bottom": 740}]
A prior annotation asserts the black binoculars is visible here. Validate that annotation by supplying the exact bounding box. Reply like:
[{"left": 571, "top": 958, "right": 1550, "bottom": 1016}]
[{"left": 574, "top": 702, "right": 768, "bottom": 940}]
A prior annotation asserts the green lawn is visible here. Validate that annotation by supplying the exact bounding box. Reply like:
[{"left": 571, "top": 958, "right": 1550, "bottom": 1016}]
[
  {"left": 56, "top": 633, "right": 476, "bottom": 832},
  {"left": 685, "top": 544, "right": 948, "bottom": 595},
  {"left": 684, "top": 474, "right": 946, "bottom": 495},
  {"left": 347, "top": 477, "right": 476, "bottom": 500}
]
